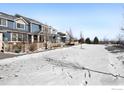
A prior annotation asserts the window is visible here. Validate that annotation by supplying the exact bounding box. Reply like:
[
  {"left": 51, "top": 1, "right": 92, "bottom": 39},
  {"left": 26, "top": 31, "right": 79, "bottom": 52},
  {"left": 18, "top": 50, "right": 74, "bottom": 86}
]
[
  {"left": 40, "top": 35, "right": 44, "bottom": 42},
  {"left": 34, "top": 35, "right": 37, "bottom": 43},
  {"left": 12, "top": 33, "right": 17, "bottom": 41},
  {"left": 3, "top": 32, "right": 11, "bottom": 41},
  {"left": 17, "top": 23, "right": 24, "bottom": 29},
  {"left": 25, "top": 25, "right": 29, "bottom": 32},
  {"left": 18, "top": 34, "right": 23, "bottom": 41},
  {"left": 0, "top": 18, "right": 6, "bottom": 26},
  {"left": 31, "top": 24, "right": 40, "bottom": 32},
  {"left": 23, "top": 34, "right": 27, "bottom": 41},
  {"left": 28, "top": 35, "right": 32, "bottom": 43},
  {"left": 8, "top": 20, "right": 14, "bottom": 29}
]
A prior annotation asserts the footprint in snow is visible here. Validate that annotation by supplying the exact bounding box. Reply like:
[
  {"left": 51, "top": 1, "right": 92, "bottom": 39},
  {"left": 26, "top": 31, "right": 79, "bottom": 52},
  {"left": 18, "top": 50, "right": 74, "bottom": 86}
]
[
  {"left": 62, "top": 56, "right": 66, "bottom": 59},
  {"left": 66, "top": 72, "right": 73, "bottom": 79},
  {"left": 0, "top": 76, "right": 4, "bottom": 80},
  {"left": 0, "top": 68, "right": 3, "bottom": 70},
  {"left": 81, "top": 80, "right": 88, "bottom": 86},
  {"left": 52, "top": 68, "right": 54, "bottom": 71},
  {"left": 16, "top": 70, "right": 20, "bottom": 72},
  {"left": 20, "top": 65, "right": 23, "bottom": 67},
  {"left": 14, "top": 74, "right": 18, "bottom": 77},
  {"left": 111, "top": 64, "right": 114, "bottom": 67},
  {"left": 84, "top": 81, "right": 88, "bottom": 85},
  {"left": 61, "top": 68, "right": 64, "bottom": 72}
]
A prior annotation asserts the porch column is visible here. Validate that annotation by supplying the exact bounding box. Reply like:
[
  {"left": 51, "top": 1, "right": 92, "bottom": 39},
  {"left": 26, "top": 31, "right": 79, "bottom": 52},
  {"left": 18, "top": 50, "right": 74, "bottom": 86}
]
[
  {"left": 9, "top": 32, "right": 13, "bottom": 51},
  {"left": 37, "top": 35, "right": 40, "bottom": 43},
  {"left": 10, "top": 32, "right": 12, "bottom": 42},
  {"left": 37, "top": 35, "right": 40, "bottom": 49},
  {"left": 27, "top": 34, "right": 28, "bottom": 42},
  {"left": 31, "top": 35, "right": 34, "bottom": 43},
  {"left": 0, "top": 32, "right": 3, "bottom": 50}
]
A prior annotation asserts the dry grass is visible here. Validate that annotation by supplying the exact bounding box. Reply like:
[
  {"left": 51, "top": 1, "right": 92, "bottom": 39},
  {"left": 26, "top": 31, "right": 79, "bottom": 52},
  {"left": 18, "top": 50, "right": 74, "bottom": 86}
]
[{"left": 28, "top": 43, "right": 37, "bottom": 52}]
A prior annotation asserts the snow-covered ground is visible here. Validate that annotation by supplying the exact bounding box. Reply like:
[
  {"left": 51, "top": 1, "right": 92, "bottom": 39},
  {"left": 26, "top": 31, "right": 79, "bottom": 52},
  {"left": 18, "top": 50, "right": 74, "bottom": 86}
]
[{"left": 0, "top": 44, "right": 124, "bottom": 85}]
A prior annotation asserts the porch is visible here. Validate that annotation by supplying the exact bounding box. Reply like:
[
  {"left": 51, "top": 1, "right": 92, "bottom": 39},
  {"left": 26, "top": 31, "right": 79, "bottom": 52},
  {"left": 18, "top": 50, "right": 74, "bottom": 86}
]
[{"left": 0, "top": 31, "right": 62, "bottom": 53}]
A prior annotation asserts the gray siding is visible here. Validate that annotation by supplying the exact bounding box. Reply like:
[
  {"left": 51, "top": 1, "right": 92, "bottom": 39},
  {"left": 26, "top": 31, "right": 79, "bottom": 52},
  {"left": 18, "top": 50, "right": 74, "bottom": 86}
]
[
  {"left": 25, "top": 24, "right": 29, "bottom": 32},
  {"left": 7, "top": 20, "right": 14, "bottom": 29},
  {"left": 31, "top": 23, "right": 41, "bottom": 32}
]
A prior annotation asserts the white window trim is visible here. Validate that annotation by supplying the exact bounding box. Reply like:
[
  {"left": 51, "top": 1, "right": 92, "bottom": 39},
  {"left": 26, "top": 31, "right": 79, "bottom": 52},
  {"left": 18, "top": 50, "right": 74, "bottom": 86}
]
[
  {"left": 12, "top": 33, "right": 18, "bottom": 41},
  {"left": 7, "top": 20, "right": 14, "bottom": 29},
  {"left": 16, "top": 22, "right": 25, "bottom": 30},
  {"left": 0, "top": 18, "right": 8, "bottom": 27},
  {"left": 16, "top": 33, "right": 18, "bottom": 41},
  {"left": 15, "top": 17, "right": 28, "bottom": 30},
  {"left": 18, "top": 33, "right": 23, "bottom": 41},
  {"left": 31, "top": 23, "right": 41, "bottom": 33}
]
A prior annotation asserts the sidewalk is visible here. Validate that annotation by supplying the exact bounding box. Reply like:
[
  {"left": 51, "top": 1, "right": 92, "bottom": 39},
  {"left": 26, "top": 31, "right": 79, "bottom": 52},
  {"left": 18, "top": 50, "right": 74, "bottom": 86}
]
[{"left": 0, "top": 52, "right": 18, "bottom": 59}]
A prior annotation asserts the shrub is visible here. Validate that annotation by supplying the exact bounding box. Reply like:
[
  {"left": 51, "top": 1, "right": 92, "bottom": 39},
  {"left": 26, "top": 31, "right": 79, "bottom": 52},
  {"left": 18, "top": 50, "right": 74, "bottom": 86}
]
[
  {"left": 93, "top": 37, "right": 99, "bottom": 44},
  {"left": 15, "top": 49, "right": 21, "bottom": 53},
  {"left": 52, "top": 43, "right": 61, "bottom": 48},
  {"left": 29, "top": 43, "right": 37, "bottom": 52},
  {"left": 79, "top": 38, "right": 84, "bottom": 44},
  {"left": 85, "top": 38, "right": 91, "bottom": 44},
  {"left": 13, "top": 43, "right": 22, "bottom": 53}
]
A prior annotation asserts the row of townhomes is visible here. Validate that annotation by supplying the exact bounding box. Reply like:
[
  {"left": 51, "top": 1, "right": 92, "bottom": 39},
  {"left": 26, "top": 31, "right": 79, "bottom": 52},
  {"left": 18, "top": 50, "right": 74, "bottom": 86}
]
[{"left": 0, "top": 12, "right": 68, "bottom": 53}]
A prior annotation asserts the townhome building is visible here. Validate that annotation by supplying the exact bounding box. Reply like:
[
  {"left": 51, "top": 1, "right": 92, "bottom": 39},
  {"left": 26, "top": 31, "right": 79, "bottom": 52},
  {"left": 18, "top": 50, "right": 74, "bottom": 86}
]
[{"left": 0, "top": 12, "right": 59, "bottom": 52}]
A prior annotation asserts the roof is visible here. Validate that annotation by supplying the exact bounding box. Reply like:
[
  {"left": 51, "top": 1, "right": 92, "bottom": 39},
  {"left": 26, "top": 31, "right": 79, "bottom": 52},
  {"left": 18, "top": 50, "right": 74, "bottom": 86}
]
[
  {"left": 0, "top": 12, "right": 16, "bottom": 21},
  {"left": 57, "top": 32, "right": 66, "bottom": 36},
  {"left": 0, "top": 12, "right": 58, "bottom": 35},
  {"left": 15, "top": 14, "right": 42, "bottom": 25},
  {"left": 0, "top": 12, "right": 42, "bottom": 25}
]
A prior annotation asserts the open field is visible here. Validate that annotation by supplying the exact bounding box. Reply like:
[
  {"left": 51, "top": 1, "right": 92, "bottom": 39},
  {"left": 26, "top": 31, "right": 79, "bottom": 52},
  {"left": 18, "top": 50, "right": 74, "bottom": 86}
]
[{"left": 0, "top": 44, "right": 124, "bottom": 85}]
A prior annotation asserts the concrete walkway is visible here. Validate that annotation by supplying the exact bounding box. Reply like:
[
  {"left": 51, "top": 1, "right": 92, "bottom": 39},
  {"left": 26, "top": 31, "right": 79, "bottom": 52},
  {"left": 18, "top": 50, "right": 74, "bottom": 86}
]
[{"left": 0, "top": 52, "right": 17, "bottom": 59}]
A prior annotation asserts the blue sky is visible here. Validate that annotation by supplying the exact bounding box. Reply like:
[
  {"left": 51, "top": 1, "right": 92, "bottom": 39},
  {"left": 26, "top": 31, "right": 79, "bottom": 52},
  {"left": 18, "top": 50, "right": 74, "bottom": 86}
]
[{"left": 0, "top": 3, "right": 123, "bottom": 40}]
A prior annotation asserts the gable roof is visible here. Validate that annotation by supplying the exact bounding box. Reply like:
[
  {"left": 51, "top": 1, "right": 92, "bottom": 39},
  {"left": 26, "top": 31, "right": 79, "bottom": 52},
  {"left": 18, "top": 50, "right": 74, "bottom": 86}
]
[
  {"left": 15, "top": 17, "right": 29, "bottom": 24},
  {"left": 57, "top": 32, "right": 66, "bottom": 36},
  {"left": 15, "top": 14, "right": 42, "bottom": 25},
  {"left": 0, "top": 12, "right": 44, "bottom": 26}
]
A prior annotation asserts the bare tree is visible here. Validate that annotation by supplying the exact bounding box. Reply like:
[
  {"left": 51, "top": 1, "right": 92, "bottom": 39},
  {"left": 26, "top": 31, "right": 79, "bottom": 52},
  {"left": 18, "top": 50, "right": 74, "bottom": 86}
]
[
  {"left": 79, "top": 31, "right": 84, "bottom": 48},
  {"left": 102, "top": 37, "right": 109, "bottom": 44},
  {"left": 116, "top": 33, "right": 124, "bottom": 45},
  {"left": 116, "top": 26, "right": 124, "bottom": 45},
  {"left": 44, "top": 24, "right": 49, "bottom": 50},
  {"left": 67, "top": 28, "right": 74, "bottom": 44}
]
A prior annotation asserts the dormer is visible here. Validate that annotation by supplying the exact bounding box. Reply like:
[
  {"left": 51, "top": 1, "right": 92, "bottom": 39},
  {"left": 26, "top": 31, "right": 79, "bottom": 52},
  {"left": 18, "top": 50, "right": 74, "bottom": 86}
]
[{"left": 15, "top": 17, "right": 28, "bottom": 30}]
